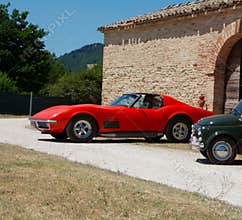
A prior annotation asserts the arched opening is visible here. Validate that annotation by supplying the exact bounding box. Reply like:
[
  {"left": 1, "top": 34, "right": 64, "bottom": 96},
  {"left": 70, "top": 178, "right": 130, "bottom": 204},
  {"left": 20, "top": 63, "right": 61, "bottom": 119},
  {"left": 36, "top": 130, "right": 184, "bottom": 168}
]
[
  {"left": 224, "top": 39, "right": 242, "bottom": 113},
  {"left": 213, "top": 34, "right": 242, "bottom": 114}
]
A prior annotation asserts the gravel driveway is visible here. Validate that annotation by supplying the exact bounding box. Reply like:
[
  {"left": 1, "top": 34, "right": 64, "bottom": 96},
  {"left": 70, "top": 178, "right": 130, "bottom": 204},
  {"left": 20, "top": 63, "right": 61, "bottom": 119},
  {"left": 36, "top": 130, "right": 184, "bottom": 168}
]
[{"left": 1, "top": 118, "right": 242, "bottom": 207}]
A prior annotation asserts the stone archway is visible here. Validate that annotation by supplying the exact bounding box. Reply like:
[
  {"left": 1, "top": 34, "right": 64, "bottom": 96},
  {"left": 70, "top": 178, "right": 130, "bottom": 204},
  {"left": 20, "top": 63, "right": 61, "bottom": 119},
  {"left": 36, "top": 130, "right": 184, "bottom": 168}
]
[
  {"left": 213, "top": 19, "right": 242, "bottom": 114},
  {"left": 224, "top": 39, "right": 242, "bottom": 113}
]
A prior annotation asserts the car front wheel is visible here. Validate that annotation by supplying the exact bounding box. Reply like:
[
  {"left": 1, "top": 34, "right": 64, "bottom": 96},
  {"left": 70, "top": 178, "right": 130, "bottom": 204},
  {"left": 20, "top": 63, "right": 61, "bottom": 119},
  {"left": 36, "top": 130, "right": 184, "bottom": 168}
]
[
  {"left": 207, "top": 137, "right": 237, "bottom": 165},
  {"left": 66, "top": 115, "right": 97, "bottom": 143}
]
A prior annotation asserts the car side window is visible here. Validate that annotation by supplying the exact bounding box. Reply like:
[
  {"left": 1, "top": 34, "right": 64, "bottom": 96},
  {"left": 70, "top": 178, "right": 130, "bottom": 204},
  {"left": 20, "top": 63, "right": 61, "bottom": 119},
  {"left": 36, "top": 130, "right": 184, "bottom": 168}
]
[
  {"left": 133, "top": 95, "right": 163, "bottom": 109},
  {"left": 133, "top": 95, "right": 146, "bottom": 108},
  {"left": 145, "top": 95, "right": 163, "bottom": 109}
]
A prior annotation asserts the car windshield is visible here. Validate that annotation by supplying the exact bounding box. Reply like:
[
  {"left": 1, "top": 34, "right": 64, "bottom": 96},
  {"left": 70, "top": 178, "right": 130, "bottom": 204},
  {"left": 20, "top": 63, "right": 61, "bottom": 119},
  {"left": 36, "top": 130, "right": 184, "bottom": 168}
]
[
  {"left": 232, "top": 101, "right": 242, "bottom": 115},
  {"left": 110, "top": 94, "right": 140, "bottom": 107}
]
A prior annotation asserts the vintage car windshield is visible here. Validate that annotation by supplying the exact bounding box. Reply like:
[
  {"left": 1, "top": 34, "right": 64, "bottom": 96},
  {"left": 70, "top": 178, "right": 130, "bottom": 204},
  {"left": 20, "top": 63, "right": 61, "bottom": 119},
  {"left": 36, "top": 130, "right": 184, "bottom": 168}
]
[
  {"left": 232, "top": 101, "right": 242, "bottom": 115},
  {"left": 110, "top": 94, "right": 140, "bottom": 107}
]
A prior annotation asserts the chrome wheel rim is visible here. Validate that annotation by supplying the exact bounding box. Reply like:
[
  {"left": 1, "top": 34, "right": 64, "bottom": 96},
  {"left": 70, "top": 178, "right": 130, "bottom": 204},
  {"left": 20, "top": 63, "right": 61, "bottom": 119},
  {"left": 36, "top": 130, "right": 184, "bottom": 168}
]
[
  {"left": 172, "top": 122, "right": 189, "bottom": 140},
  {"left": 73, "top": 120, "right": 92, "bottom": 139},
  {"left": 212, "top": 141, "right": 232, "bottom": 161}
]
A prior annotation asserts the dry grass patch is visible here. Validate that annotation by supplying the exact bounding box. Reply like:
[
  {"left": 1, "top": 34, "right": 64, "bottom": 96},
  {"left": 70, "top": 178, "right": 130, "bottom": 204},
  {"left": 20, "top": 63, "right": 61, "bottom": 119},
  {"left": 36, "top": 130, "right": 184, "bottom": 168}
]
[{"left": 0, "top": 144, "right": 242, "bottom": 219}]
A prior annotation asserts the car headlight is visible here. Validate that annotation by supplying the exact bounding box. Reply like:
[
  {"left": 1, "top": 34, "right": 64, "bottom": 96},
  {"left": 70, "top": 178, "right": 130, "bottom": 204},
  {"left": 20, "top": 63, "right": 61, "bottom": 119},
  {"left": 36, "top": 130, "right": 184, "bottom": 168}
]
[{"left": 197, "top": 126, "right": 202, "bottom": 136}]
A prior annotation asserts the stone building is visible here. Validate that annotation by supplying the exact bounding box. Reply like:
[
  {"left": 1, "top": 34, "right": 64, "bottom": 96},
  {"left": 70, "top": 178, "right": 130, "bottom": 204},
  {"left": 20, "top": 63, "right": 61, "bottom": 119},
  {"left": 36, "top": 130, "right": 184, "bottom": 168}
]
[{"left": 98, "top": 0, "right": 242, "bottom": 113}]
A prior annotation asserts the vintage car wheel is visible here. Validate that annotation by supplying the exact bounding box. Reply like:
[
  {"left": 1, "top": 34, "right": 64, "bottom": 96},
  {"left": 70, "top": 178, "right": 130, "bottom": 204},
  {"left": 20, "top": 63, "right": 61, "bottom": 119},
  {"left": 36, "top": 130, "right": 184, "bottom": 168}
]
[
  {"left": 51, "top": 132, "right": 68, "bottom": 140},
  {"left": 207, "top": 137, "right": 237, "bottom": 165},
  {"left": 165, "top": 116, "right": 191, "bottom": 143},
  {"left": 199, "top": 150, "right": 208, "bottom": 159},
  {"left": 66, "top": 115, "right": 97, "bottom": 143}
]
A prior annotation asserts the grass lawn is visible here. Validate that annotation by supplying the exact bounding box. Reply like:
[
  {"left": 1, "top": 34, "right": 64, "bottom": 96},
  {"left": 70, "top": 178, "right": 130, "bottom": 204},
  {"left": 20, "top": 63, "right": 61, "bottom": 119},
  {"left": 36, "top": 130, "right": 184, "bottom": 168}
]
[{"left": 0, "top": 144, "right": 242, "bottom": 219}]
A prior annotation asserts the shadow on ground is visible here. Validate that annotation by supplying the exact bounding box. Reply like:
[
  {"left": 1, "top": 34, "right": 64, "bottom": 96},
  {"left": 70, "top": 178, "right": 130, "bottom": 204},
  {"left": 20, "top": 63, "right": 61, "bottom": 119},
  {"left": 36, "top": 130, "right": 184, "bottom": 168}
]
[
  {"left": 37, "top": 137, "right": 242, "bottom": 166},
  {"left": 196, "top": 158, "right": 242, "bottom": 166},
  {"left": 37, "top": 138, "right": 172, "bottom": 144}
]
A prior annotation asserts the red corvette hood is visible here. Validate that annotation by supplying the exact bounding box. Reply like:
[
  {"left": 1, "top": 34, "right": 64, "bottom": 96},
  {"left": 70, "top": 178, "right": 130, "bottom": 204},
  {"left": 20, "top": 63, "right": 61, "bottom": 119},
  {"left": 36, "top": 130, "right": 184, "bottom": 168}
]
[
  {"left": 32, "top": 105, "right": 72, "bottom": 119},
  {"left": 31, "top": 104, "right": 104, "bottom": 120}
]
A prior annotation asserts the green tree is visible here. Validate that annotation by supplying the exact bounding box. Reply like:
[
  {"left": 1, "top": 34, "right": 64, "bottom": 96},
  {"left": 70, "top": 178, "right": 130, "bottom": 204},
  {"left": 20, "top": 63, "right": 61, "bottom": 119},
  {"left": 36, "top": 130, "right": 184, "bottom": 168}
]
[
  {"left": 43, "top": 63, "right": 102, "bottom": 104},
  {"left": 47, "top": 54, "right": 69, "bottom": 83},
  {"left": 0, "top": 3, "right": 65, "bottom": 94},
  {"left": 0, "top": 71, "right": 18, "bottom": 93}
]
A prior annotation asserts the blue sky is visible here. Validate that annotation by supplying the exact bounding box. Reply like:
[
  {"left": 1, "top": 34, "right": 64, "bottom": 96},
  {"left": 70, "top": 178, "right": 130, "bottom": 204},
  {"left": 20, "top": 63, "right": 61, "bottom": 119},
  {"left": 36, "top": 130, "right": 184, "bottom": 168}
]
[{"left": 2, "top": 0, "right": 188, "bottom": 56}]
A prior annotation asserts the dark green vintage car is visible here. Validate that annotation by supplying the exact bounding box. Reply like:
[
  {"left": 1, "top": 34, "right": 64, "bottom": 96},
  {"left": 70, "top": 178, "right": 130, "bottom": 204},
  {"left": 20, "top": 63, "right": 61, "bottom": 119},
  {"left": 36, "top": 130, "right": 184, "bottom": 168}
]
[{"left": 190, "top": 101, "right": 242, "bottom": 165}]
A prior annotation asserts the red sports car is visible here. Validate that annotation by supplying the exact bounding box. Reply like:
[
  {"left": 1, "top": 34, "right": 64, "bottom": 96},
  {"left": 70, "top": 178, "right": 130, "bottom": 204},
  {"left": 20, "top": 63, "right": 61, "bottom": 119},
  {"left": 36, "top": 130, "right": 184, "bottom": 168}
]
[{"left": 30, "top": 93, "right": 213, "bottom": 143}]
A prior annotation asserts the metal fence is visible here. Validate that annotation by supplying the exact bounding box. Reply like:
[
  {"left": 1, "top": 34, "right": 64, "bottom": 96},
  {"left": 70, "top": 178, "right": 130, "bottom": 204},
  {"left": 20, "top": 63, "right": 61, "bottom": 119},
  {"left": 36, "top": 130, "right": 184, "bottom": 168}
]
[{"left": 0, "top": 93, "right": 78, "bottom": 115}]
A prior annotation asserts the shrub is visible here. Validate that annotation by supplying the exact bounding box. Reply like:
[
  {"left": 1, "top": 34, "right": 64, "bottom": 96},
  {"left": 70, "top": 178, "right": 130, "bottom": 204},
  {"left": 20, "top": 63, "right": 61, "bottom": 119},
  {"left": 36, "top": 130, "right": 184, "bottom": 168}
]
[
  {"left": 42, "top": 63, "right": 102, "bottom": 104},
  {"left": 0, "top": 72, "right": 18, "bottom": 93}
]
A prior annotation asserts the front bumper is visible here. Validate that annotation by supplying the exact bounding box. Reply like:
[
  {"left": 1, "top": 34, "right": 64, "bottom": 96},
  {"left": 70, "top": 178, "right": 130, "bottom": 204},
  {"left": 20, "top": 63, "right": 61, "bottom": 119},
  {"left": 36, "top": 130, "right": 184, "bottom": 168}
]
[
  {"left": 30, "top": 118, "right": 57, "bottom": 131},
  {"left": 190, "top": 125, "right": 205, "bottom": 150},
  {"left": 190, "top": 136, "right": 204, "bottom": 149}
]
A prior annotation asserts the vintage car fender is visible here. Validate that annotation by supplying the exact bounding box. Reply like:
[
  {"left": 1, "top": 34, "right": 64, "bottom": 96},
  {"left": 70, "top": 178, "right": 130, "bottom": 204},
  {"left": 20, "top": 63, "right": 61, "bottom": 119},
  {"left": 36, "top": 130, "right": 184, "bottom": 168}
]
[{"left": 205, "top": 130, "right": 234, "bottom": 146}]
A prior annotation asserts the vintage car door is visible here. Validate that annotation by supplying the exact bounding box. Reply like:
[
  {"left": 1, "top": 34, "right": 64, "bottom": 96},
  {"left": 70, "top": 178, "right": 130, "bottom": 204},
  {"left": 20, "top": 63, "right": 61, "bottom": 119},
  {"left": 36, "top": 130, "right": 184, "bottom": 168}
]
[
  {"left": 131, "top": 94, "right": 164, "bottom": 131},
  {"left": 102, "top": 106, "right": 149, "bottom": 132},
  {"left": 109, "top": 94, "right": 164, "bottom": 132},
  {"left": 137, "top": 108, "right": 164, "bottom": 131},
  {"left": 101, "top": 94, "right": 150, "bottom": 132},
  {"left": 104, "top": 94, "right": 164, "bottom": 132}
]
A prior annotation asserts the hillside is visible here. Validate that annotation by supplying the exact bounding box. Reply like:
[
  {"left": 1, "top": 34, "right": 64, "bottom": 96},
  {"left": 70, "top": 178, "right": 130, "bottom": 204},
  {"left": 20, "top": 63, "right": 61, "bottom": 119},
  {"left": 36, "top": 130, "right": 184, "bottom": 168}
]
[{"left": 58, "top": 43, "right": 103, "bottom": 72}]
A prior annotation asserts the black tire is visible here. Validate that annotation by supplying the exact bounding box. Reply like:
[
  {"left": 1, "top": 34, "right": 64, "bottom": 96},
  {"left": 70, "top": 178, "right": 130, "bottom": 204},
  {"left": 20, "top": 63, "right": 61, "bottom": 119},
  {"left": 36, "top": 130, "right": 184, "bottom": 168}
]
[
  {"left": 207, "top": 136, "right": 237, "bottom": 165},
  {"left": 145, "top": 135, "right": 163, "bottom": 143},
  {"left": 66, "top": 115, "right": 97, "bottom": 143},
  {"left": 51, "top": 132, "right": 68, "bottom": 140},
  {"left": 199, "top": 150, "right": 208, "bottom": 159},
  {"left": 165, "top": 116, "right": 192, "bottom": 143}
]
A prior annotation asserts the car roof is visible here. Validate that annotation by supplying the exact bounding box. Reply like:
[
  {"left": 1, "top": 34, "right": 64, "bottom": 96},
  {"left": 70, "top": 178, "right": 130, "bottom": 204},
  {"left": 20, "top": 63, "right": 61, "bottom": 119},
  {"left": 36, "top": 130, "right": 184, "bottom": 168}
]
[
  {"left": 122, "top": 93, "right": 188, "bottom": 106},
  {"left": 124, "top": 93, "right": 161, "bottom": 96}
]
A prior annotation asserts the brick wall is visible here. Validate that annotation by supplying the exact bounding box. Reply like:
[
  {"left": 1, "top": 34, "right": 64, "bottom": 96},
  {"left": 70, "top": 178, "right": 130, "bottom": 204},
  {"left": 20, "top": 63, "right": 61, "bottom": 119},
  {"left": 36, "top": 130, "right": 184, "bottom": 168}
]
[{"left": 102, "top": 8, "right": 242, "bottom": 113}]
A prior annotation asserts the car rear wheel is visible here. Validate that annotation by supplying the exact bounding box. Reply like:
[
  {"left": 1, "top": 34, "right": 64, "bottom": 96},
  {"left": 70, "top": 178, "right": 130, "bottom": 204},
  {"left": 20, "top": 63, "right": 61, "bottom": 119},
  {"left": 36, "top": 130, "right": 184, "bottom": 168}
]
[
  {"left": 51, "top": 132, "right": 68, "bottom": 140},
  {"left": 66, "top": 115, "right": 97, "bottom": 143},
  {"left": 207, "top": 137, "right": 237, "bottom": 165},
  {"left": 165, "top": 116, "right": 191, "bottom": 143}
]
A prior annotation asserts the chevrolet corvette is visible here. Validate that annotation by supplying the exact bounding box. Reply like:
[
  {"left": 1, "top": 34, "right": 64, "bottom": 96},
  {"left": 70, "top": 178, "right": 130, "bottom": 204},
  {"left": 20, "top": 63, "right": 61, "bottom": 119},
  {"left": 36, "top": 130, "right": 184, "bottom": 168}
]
[{"left": 30, "top": 93, "right": 213, "bottom": 143}]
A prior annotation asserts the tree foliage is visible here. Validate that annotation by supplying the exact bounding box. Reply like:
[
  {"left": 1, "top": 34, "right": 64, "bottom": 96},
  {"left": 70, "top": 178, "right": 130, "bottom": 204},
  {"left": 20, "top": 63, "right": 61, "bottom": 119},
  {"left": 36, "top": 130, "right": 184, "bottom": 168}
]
[
  {"left": 42, "top": 63, "right": 102, "bottom": 104},
  {"left": 0, "top": 3, "right": 65, "bottom": 94},
  {"left": 0, "top": 71, "right": 18, "bottom": 93},
  {"left": 0, "top": 3, "right": 103, "bottom": 104}
]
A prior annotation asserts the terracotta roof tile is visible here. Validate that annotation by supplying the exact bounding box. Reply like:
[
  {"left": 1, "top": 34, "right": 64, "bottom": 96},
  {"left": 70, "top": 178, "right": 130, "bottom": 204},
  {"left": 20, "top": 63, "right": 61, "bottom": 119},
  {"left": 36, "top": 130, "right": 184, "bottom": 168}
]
[{"left": 98, "top": 0, "right": 242, "bottom": 32}]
